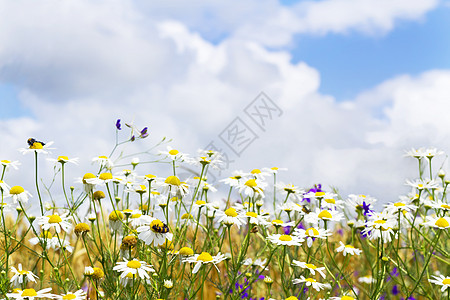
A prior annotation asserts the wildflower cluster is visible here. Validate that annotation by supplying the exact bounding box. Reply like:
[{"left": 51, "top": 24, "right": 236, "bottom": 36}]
[{"left": 0, "top": 125, "right": 448, "bottom": 299}]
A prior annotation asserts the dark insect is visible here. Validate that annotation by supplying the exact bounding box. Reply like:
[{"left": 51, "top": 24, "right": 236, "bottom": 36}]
[
  {"left": 152, "top": 222, "right": 169, "bottom": 233},
  {"left": 302, "top": 205, "right": 311, "bottom": 214},
  {"left": 27, "top": 138, "right": 45, "bottom": 147},
  {"left": 250, "top": 227, "right": 258, "bottom": 233}
]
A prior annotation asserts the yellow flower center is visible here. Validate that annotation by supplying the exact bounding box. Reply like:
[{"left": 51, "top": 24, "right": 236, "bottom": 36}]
[
  {"left": 374, "top": 220, "right": 387, "bottom": 224},
  {"left": 131, "top": 213, "right": 142, "bottom": 219},
  {"left": 30, "top": 142, "right": 43, "bottom": 149},
  {"left": 245, "top": 179, "right": 257, "bottom": 188},
  {"left": 39, "top": 231, "right": 52, "bottom": 238},
  {"left": 441, "top": 204, "right": 450, "bottom": 209},
  {"left": 442, "top": 278, "right": 450, "bottom": 285},
  {"left": 181, "top": 213, "right": 194, "bottom": 220},
  {"left": 285, "top": 297, "right": 298, "bottom": 300},
  {"left": 179, "top": 247, "right": 194, "bottom": 256},
  {"left": 126, "top": 260, "right": 142, "bottom": 269},
  {"left": 225, "top": 208, "right": 238, "bottom": 217},
  {"left": 145, "top": 174, "right": 156, "bottom": 179},
  {"left": 165, "top": 176, "right": 181, "bottom": 186},
  {"left": 315, "top": 191, "right": 325, "bottom": 197},
  {"left": 197, "top": 252, "right": 213, "bottom": 262},
  {"left": 279, "top": 235, "right": 292, "bottom": 241},
  {"left": 271, "top": 167, "right": 278, "bottom": 170},
  {"left": 169, "top": 149, "right": 179, "bottom": 155},
  {"left": 74, "top": 223, "right": 90, "bottom": 233},
  {"left": 99, "top": 173, "right": 113, "bottom": 180},
  {"left": 306, "top": 228, "right": 319, "bottom": 236},
  {"left": 305, "top": 263, "right": 317, "bottom": 269},
  {"left": 21, "top": 289, "right": 38, "bottom": 297},
  {"left": 98, "top": 155, "right": 108, "bottom": 159},
  {"left": 82, "top": 173, "right": 96, "bottom": 184},
  {"left": 10, "top": 186, "right": 25, "bottom": 195},
  {"left": 48, "top": 214, "right": 62, "bottom": 223},
  {"left": 251, "top": 169, "right": 261, "bottom": 174},
  {"left": 92, "top": 267, "right": 104, "bottom": 279},
  {"left": 62, "top": 294, "right": 77, "bottom": 300},
  {"left": 325, "top": 198, "right": 335, "bottom": 204},
  {"left": 341, "top": 296, "right": 355, "bottom": 300},
  {"left": 345, "top": 245, "right": 355, "bottom": 248},
  {"left": 18, "top": 270, "right": 29, "bottom": 275},
  {"left": 435, "top": 218, "right": 449, "bottom": 228},
  {"left": 196, "top": 200, "right": 206, "bottom": 205},
  {"left": 1, "top": 160, "right": 11, "bottom": 164},
  {"left": 318, "top": 210, "right": 332, "bottom": 219},
  {"left": 246, "top": 212, "right": 257, "bottom": 218},
  {"left": 109, "top": 210, "right": 124, "bottom": 221},
  {"left": 272, "top": 219, "right": 283, "bottom": 225},
  {"left": 306, "top": 278, "right": 316, "bottom": 283},
  {"left": 394, "top": 202, "right": 406, "bottom": 207},
  {"left": 57, "top": 156, "right": 69, "bottom": 162}
]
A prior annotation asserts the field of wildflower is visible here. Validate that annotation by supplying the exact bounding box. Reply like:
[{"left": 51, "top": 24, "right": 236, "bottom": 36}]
[{"left": 0, "top": 120, "right": 449, "bottom": 300}]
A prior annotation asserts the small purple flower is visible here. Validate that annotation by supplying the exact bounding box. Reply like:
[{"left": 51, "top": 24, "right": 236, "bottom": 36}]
[
  {"left": 303, "top": 184, "right": 322, "bottom": 203},
  {"left": 116, "top": 119, "right": 121, "bottom": 130},
  {"left": 297, "top": 222, "right": 305, "bottom": 230},
  {"left": 337, "top": 229, "right": 343, "bottom": 236},
  {"left": 140, "top": 127, "right": 149, "bottom": 138},
  {"left": 283, "top": 226, "right": 291, "bottom": 235},
  {"left": 392, "top": 285, "right": 399, "bottom": 295},
  {"left": 362, "top": 201, "right": 373, "bottom": 216}
]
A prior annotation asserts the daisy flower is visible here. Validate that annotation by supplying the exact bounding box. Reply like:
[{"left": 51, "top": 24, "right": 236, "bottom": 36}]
[
  {"left": 50, "top": 237, "right": 74, "bottom": 253},
  {"left": 19, "top": 141, "right": 54, "bottom": 155},
  {"left": 37, "top": 213, "right": 72, "bottom": 234},
  {"left": 47, "top": 155, "right": 79, "bottom": 165},
  {"left": 304, "top": 208, "right": 343, "bottom": 224},
  {"left": 358, "top": 275, "right": 374, "bottom": 284},
  {"left": 220, "top": 171, "right": 246, "bottom": 187},
  {"left": 244, "top": 211, "right": 270, "bottom": 226},
  {"left": 92, "top": 155, "right": 114, "bottom": 169},
  {"left": 405, "top": 178, "right": 439, "bottom": 191},
  {"left": 426, "top": 200, "right": 450, "bottom": 212},
  {"left": 346, "top": 194, "right": 377, "bottom": 211},
  {"left": 137, "top": 218, "right": 173, "bottom": 246},
  {"left": 0, "top": 159, "right": 21, "bottom": 170},
  {"left": 263, "top": 167, "right": 287, "bottom": 175},
  {"left": 159, "top": 146, "right": 185, "bottom": 161},
  {"left": 54, "top": 290, "right": 86, "bottom": 300},
  {"left": 271, "top": 219, "right": 295, "bottom": 228},
  {"left": 163, "top": 279, "right": 174, "bottom": 289},
  {"left": 248, "top": 168, "right": 270, "bottom": 180},
  {"left": 267, "top": 234, "right": 303, "bottom": 246},
  {"left": 29, "top": 231, "right": 53, "bottom": 248},
  {"left": 162, "top": 175, "right": 189, "bottom": 198},
  {"left": 292, "top": 260, "right": 326, "bottom": 278},
  {"left": 335, "top": 241, "right": 362, "bottom": 256},
  {"left": 8, "top": 186, "right": 32, "bottom": 204},
  {"left": 384, "top": 199, "right": 417, "bottom": 215},
  {"left": 10, "top": 264, "right": 39, "bottom": 286},
  {"left": 293, "top": 227, "right": 332, "bottom": 248},
  {"left": 292, "top": 276, "right": 331, "bottom": 291},
  {"left": 238, "top": 178, "right": 267, "bottom": 198},
  {"left": 185, "top": 149, "right": 224, "bottom": 170},
  {"left": 113, "top": 258, "right": 155, "bottom": 280},
  {"left": 6, "top": 288, "right": 54, "bottom": 299},
  {"left": 423, "top": 216, "right": 450, "bottom": 229},
  {"left": 428, "top": 274, "right": 450, "bottom": 292},
  {"left": 182, "top": 252, "right": 226, "bottom": 274},
  {"left": 242, "top": 258, "right": 268, "bottom": 271},
  {"left": 329, "top": 295, "right": 356, "bottom": 300},
  {"left": 0, "top": 180, "right": 11, "bottom": 194},
  {"left": 216, "top": 207, "right": 246, "bottom": 228}
]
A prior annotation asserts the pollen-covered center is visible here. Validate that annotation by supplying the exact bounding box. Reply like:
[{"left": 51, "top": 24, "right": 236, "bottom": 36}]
[
  {"left": 48, "top": 214, "right": 62, "bottom": 223},
  {"left": 1, "top": 160, "right": 11, "bottom": 164},
  {"left": 10, "top": 186, "right": 25, "bottom": 195},
  {"left": 181, "top": 213, "right": 193, "bottom": 220},
  {"left": 272, "top": 219, "right": 283, "bottom": 225},
  {"left": 22, "top": 289, "right": 38, "bottom": 297},
  {"left": 82, "top": 173, "right": 96, "bottom": 184},
  {"left": 394, "top": 202, "right": 406, "bottom": 207},
  {"left": 57, "top": 156, "right": 69, "bottom": 162},
  {"left": 442, "top": 278, "right": 450, "bottom": 285},
  {"left": 246, "top": 212, "right": 257, "bottom": 218},
  {"left": 306, "top": 228, "right": 319, "bottom": 236},
  {"left": 345, "top": 245, "right": 355, "bottom": 248},
  {"left": 126, "top": 260, "right": 142, "bottom": 269},
  {"left": 18, "top": 270, "right": 29, "bottom": 275},
  {"left": 305, "top": 278, "right": 316, "bottom": 283},
  {"left": 30, "top": 142, "right": 43, "bottom": 149},
  {"left": 245, "top": 179, "right": 257, "bottom": 188},
  {"left": 62, "top": 294, "right": 77, "bottom": 300},
  {"left": 169, "top": 149, "right": 179, "bottom": 155},
  {"left": 279, "top": 235, "right": 292, "bottom": 241},
  {"left": 179, "top": 247, "right": 194, "bottom": 256},
  {"left": 131, "top": 213, "right": 142, "bottom": 219},
  {"left": 318, "top": 210, "right": 332, "bottom": 219},
  {"left": 165, "top": 176, "right": 181, "bottom": 186},
  {"left": 435, "top": 218, "right": 449, "bottom": 228},
  {"left": 225, "top": 208, "right": 238, "bottom": 217},
  {"left": 99, "top": 173, "right": 113, "bottom": 181},
  {"left": 197, "top": 252, "right": 213, "bottom": 262},
  {"left": 374, "top": 220, "right": 387, "bottom": 224},
  {"left": 98, "top": 155, "right": 108, "bottom": 159},
  {"left": 305, "top": 263, "right": 317, "bottom": 269},
  {"left": 441, "top": 204, "right": 450, "bottom": 209}
]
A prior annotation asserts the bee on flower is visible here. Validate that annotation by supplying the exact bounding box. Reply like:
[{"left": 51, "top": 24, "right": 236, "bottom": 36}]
[
  {"left": 19, "top": 139, "right": 54, "bottom": 155},
  {"left": 137, "top": 218, "right": 173, "bottom": 246},
  {"left": 182, "top": 251, "right": 226, "bottom": 274}
]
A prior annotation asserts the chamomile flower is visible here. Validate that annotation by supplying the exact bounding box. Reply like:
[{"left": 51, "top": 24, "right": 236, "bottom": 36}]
[
  {"left": 292, "top": 260, "right": 326, "bottom": 278},
  {"left": 54, "top": 290, "right": 86, "bottom": 300},
  {"left": 137, "top": 218, "right": 173, "bottom": 246},
  {"left": 292, "top": 276, "right": 331, "bottom": 291},
  {"left": 10, "top": 264, "right": 38, "bottom": 286},
  {"left": 384, "top": 199, "right": 417, "bottom": 215},
  {"left": 0, "top": 159, "right": 21, "bottom": 170},
  {"left": 248, "top": 168, "right": 270, "bottom": 180},
  {"left": 19, "top": 141, "right": 54, "bottom": 155},
  {"left": 217, "top": 207, "right": 246, "bottom": 227},
  {"left": 271, "top": 219, "right": 295, "bottom": 228},
  {"left": 304, "top": 208, "right": 343, "bottom": 224},
  {"left": 186, "top": 149, "right": 224, "bottom": 170},
  {"left": 423, "top": 216, "right": 450, "bottom": 229},
  {"left": 128, "top": 211, "right": 152, "bottom": 228},
  {"left": 293, "top": 227, "right": 332, "bottom": 248},
  {"left": 37, "top": 213, "right": 72, "bottom": 234},
  {"left": 426, "top": 200, "right": 450, "bottom": 212},
  {"left": 162, "top": 175, "right": 189, "bottom": 198},
  {"left": 8, "top": 186, "right": 32, "bottom": 204},
  {"left": 405, "top": 178, "right": 439, "bottom": 191},
  {"left": 163, "top": 279, "right": 173, "bottom": 289},
  {"left": 346, "top": 194, "right": 377, "bottom": 211},
  {"left": 244, "top": 211, "right": 270, "bottom": 226},
  {"left": 113, "top": 258, "right": 155, "bottom": 280},
  {"left": 267, "top": 234, "right": 303, "bottom": 246},
  {"left": 92, "top": 155, "right": 114, "bottom": 169},
  {"left": 6, "top": 287, "right": 54, "bottom": 299},
  {"left": 358, "top": 275, "right": 374, "bottom": 284},
  {"left": 160, "top": 146, "right": 185, "bottom": 161},
  {"left": 50, "top": 237, "right": 74, "bottom": 253},
  {"left": 263, "top": 167, "right": 287, "bottom": 175},
  {"left": 182, "top": 252, "right": 226, "bottom": 274},
  {"left": 29, "top": 231, "right": 53, "bottom": 248},
  {"left": 238, "top": 178, "right": 267, "bottom": 198},
  {"left": 242, "top": 258, "right": 268, "bottom": 271},
  {"left": 428, "top": 274, "right": 450, "bottom": 292},
  {"left": 329, "top": 295, "right": 356, "bottom": 300},
  {"left": 220, "top": 171, "right": 246, "bottom": 187},
  {"left": 0, "top": 180, "right": 11, "bottom": 194},
  {"left": 335, "top": 241, "right": 362, "bottom": 256},
  {"left": 47, "top": 156, "right": 79, "bottom": 165}
]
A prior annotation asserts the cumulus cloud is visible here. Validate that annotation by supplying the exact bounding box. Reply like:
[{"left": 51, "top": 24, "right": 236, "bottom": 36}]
[{"left": 0, "top": 0, "right": 447, "bottom": 209}]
